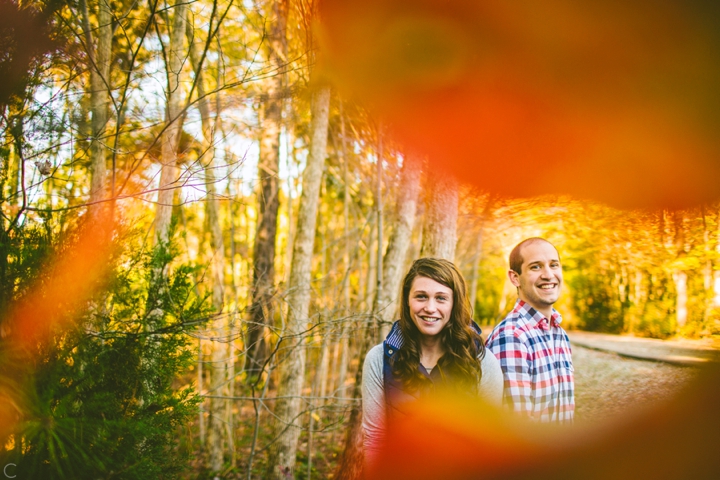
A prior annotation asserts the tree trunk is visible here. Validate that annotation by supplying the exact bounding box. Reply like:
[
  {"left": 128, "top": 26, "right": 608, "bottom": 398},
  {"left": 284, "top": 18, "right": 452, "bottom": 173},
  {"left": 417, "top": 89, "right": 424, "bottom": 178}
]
[
  {"left": 674, "top": 271, "right": 688, "bottom": 329},
  {"left": 284, "top": 111, "right": 297, "bottom": 279},
  {"left": 246, "top": 0, "right": 288, "bottom": 379},
  {"left": 4, "top": 106, "right": 28, "bottom": 214},
  {"left": 468, "top": 228, "right": 484, "bottom": 316},
  {"left": 420, "top": 170, "right": 459, "bottom": 260},
  {"left": 307, "top": 322, "right": 330, "bottom": 479},
  {"left": 335, "top": 106, "right": 352, "bottom": 397},
  {"left": 333, "top": 153, "right": 422, "bottom": 480},
  {"left": 374, "top": 129, "right": 384, "bottom": 316},
  {"left": 469, "top": 197, "right": 495, "bottom": 315},
  {"left": 673, "top": 211, "right": 687, "bottom": 330},
  {"left": 187, "top": 18, "right": 228, "bottom": 471},
  {"left": 627, "top": 270, "right": 644, "bottom": 335},
  {"left": 197, "top": 338, "right": 205, "bottom": 449},
  {"left": 86, "top": 0, "right": 113, "bottom": 217},
  {"left": 187, "top": 9, "right": 224, "bottom": 316},
  {"left": 208, "top": 328, "right": 228, "bottom": 472},
  {"left": 374, "top": 153, "right": 422, "bottom": 332},
  {"left": 143, "top": 0, "right": 187, "bottom": 423},
  {"left": 700, "top": 206, "right": 714, "bottom": 326},
  {"left": 154, "top": 1, "right": 187, "bottom": 244},
  {"left": 714, "top": 207, "right": 720, "bottom": 308},
  {"left": 266, "top": 85, "right": 330, "bottom": 479},
  {"left": 364, "top": 212, "right": 377, "bottom": 312}
]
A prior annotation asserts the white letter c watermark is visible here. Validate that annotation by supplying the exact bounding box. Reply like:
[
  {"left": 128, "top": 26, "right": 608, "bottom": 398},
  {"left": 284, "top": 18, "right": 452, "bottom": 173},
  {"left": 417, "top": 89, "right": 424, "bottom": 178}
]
[{"left": 3, "top": 463, "right": 16, "bottom": 478}]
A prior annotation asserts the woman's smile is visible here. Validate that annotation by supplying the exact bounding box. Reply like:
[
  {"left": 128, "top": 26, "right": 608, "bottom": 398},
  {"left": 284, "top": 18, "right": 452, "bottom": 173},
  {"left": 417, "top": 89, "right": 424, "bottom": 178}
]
[{"left": 408, "top": 276, "right": 453, "bottom": 337}]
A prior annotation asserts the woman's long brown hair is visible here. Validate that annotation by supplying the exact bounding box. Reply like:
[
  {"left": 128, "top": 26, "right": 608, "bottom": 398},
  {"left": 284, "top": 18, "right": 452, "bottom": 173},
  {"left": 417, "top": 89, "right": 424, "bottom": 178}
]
[{"left": 391, "top": 258, "right": 484, "bottom": 393}]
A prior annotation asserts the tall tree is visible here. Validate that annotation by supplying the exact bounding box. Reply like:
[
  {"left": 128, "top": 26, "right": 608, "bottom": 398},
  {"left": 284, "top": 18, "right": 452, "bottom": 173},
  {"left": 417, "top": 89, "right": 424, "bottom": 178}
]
[
  {"left": 713, "top": 206, "right": 720, "bottom": 310},
  {"left": 334, "top": 152, "right": 422, "bottom": 480},
  {"left": 469, "top": 196, "right": 495, "bottom": 314},
  {"left": 334, "top": 104, "right": 353, "bottom": 397},
  {"left": 154, "top": 0, "right": 187, "bottom": 244},
  {"left": 82, "top": 0, "right": 114, "bottom": 217},
  {"left": 245, "top": 0, "right": 289, "bottom": 379},
  {"left": 267, "top": 85, "right": 330, "bottom": 479},
  {"left": 187, "top": 17, "right": 228, "bottom": 471},
  {"left": 374, "top": 153, "right": 422, "bottom": 330},
  {"left": 673, "top": 211, "right": 688, "bottom": 330},
  {"left": 420, "top": 170, "right": 459, "bottom": 260}
]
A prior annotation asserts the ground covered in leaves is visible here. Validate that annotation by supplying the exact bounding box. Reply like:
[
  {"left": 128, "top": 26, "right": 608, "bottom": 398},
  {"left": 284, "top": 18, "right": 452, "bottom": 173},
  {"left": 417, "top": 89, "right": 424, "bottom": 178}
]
[{"left": 572, "top": 345, "right": 700, "bottom": 425}]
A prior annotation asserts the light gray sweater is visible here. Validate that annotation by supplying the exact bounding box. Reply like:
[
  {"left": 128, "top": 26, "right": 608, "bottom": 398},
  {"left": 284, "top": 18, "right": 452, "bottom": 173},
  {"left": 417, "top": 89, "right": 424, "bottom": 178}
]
[{"left": 361, "top": 344, "right": 504, "bottom": 460}]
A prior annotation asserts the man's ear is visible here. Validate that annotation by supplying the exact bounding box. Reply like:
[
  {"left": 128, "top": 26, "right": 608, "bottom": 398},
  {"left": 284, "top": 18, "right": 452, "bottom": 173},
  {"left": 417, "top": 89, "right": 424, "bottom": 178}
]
[{"left": 508, "top": 269, "right": 521, "bottom": 287}]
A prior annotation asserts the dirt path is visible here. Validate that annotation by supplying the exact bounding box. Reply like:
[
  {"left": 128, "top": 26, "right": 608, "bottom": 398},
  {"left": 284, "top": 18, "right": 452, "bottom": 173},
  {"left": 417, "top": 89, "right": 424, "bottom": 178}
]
[
  {"left": 568, "top": 331, "right": 720, "bottom": 366},
  {"left": 572, "top": 345, "right": 700, "bottom": 425}
]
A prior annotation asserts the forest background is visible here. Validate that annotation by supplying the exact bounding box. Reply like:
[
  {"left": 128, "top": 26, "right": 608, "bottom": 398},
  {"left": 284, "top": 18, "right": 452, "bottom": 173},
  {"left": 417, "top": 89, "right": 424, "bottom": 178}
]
[{"left": 1, "top": 0, "right": 720, "bottom": 478}]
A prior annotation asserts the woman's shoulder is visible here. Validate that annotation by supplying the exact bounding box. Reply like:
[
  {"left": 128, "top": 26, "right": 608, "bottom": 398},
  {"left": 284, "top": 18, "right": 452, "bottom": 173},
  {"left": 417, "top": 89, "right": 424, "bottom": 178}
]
[
  {"left": 362, "top": 344, "right": 386, "bottom": 386},
  {"left": 364, "top": 343, "right": 385, "bottom": 367},
  {"left": 479, "top": 348, "right": 501, "bottom": 370},
  {"left": 478, "top": 349, "right": 504, "bottom": 404}
]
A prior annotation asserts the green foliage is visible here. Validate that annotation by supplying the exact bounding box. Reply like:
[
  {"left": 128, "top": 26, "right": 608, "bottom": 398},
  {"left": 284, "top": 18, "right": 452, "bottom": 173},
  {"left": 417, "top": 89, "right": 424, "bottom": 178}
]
[
  {"left": 565, "top": 241, "right": 626, "bottom": 334},
  {"left": 636, "top": 302, "right": 676, "bottom": 339},
  {"left": 473, "top": 259, "right": 505, "bottom": 324},
  {"left": 0, "top": 221, "right": 54, "bottom": 317},
  {"left": 0, "top": 226, "right": 212, "bottom": 479},
  {"left": 560, "top": 205, "right": 720, "bottom": 339}
]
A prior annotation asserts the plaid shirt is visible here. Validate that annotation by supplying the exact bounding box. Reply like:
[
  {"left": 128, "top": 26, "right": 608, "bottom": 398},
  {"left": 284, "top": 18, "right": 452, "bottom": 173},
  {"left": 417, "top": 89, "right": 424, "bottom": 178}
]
[{"left": 486, "top": 300, "right": 574, "bottom": 423}]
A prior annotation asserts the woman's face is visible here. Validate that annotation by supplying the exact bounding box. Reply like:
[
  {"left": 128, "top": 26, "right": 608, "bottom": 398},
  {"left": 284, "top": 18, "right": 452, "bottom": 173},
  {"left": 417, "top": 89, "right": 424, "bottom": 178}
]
[{"left": 408, "top": 276, "right": 454, "bottom": 338}]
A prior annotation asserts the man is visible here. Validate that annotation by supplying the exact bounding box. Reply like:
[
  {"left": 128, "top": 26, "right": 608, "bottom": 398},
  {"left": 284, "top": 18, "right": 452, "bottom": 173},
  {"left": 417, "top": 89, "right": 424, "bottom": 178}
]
[{"left": 486, "top": 237, "right": 574, "bottom": 423}]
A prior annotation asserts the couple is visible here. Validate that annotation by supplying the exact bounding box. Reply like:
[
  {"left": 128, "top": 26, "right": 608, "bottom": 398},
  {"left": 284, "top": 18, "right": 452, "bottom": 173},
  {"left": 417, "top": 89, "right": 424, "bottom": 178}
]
[{"left": 362, "top": 237, "right": 575, "bottom": 459}]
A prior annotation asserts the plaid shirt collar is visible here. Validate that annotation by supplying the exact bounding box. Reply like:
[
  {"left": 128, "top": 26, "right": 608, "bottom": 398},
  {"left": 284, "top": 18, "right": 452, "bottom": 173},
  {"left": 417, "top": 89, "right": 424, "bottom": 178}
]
[{"left": 514, "top": 300, "right": 562, "bottom": 330}]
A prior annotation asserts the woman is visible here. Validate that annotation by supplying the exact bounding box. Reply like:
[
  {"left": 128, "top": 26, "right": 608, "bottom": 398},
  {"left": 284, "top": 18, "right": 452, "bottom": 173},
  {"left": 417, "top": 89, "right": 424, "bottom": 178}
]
[{"left": 361, "top": 258, "right": 503, "bottom": 460}]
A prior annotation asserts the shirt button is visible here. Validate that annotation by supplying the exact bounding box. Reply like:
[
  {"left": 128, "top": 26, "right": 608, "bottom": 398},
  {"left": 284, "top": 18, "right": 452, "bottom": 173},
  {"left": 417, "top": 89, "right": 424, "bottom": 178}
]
[{"left": 388, "top": 349, "right": 393, "bottom": 354}]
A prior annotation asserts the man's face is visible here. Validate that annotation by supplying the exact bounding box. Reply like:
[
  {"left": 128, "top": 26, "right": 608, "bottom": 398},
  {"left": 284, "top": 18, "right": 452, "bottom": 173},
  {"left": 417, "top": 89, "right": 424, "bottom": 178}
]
[{"left": 508, "top": 241, "right": 563, "bottom": 317}]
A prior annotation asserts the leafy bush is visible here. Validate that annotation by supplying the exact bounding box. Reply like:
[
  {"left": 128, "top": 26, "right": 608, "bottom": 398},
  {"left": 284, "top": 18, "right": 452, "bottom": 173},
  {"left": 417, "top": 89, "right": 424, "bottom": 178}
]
[
  {"left": 636, "top": 302, "right": 676, "bottom": 339},
  {"left": 0, "top": 225, "right": 211, "bottom": 479}
]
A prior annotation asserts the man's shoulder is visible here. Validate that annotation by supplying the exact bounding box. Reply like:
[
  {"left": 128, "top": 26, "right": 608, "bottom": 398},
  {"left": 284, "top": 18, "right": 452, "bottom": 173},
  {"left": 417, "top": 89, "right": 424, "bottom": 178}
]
[
  {"left": 489, "top": 316, "right": 519, "bottom": 334},
  {"left": 490, "top": 309, "right": 533, "bottom": 335},
  {"left": 486, "top": 315, "right": 530, "bottom": 348}
]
